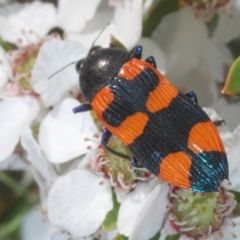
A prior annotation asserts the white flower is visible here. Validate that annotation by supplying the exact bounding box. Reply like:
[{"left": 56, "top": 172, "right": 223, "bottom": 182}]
[
  {"left": 213, "top": 0, "right": 240, "bottom": 45},
  {"left": 152, "top": 6, "right": 233, "bottom": 107},
  {"left": 0, "top": 46, "right": 12, "bottom": 90},
  {"left": 57, "top": 0, "right": 101, "bottom": 33},
  {"left": 38, "top": 98, "right": 100, "bottom": 164},
  {"left": 0, "top": 153, "right": 27, "bottom": 170},
  {"left": 31, "top": 39, "right": 87, "bottom": 108},
  {"left": 20, "top": 207, "right": 55, "bottom": 240},
  {"left": 0, "top": 95, "right": 39, "bottom": 162},
  {"left": 47, "top": 168, "right": 113, "bottom": 238},
  {"left": 118, "top": 178, "right": 169, "bottom": 240},
  {"left": 20, "top": 206, "right": 116, "bottom": 240},
  {"left": 21, "top": 126, "right": 56, "bottom": 200},
  {"left": 0, "top": 1, "right": 57, "bottom": 47},
  {"left": 0, "top": 0, "right": 143, "bottom": 50},
  {"left": 68, "top": 0, "right": 144, "bottom": 49}
]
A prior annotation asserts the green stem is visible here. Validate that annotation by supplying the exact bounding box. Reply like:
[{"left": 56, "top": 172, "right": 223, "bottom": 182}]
[
  {"left": 0, "top": 172, "right": 29, "bottom": 196},
  {"left": 0, "top": 197, "right": 38, "bottom": 239}
]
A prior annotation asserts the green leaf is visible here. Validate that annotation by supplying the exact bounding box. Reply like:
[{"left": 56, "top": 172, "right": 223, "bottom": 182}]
[
  {"left": 110, "top": 35, "right": 127, "bottom": 50},
  {"left": 111, "top": 230, "right": 160, "bottom": 240},
  {"left": 0, "top": 37, "right": 15, "bottom": 51},
  {"left": 0, "top": 197, "right": 38, "bottom": 239},
  {"left": 228, "top": 38, "right": 240, "bottom": 59},
  {"left": 150, "top": 231, "right": 161, "bottom": 240},
  {"left": 165, "top": 234, "right": 180, "bottom": 240},
  {"left": 230, "top": 191, "right": 240, "bottom": 204},
  {"left": 222, "top": 56, "right": 240, "bottom": 95},
  {"left": 206, "top": 13, "right": 219, "bottom": 37},
  {"left": 102, "top": 190, "right": 120, "bottom": 232},
  {"left": 142, "top": 0, "right": 179, "bottom": 37},
  {"left": 113, "top": 234, "right": 128, "bottom": 240}
]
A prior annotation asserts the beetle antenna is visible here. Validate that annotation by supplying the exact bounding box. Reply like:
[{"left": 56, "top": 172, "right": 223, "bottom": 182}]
[
  {"left": 48, "top": 61, "right": 78, "bottom": 79},
  {"left": 48, "top": 24, "right": 110, "bottom": 80},
  {"left": 92, "top": 23, "right": 110, "bottom": 47}
]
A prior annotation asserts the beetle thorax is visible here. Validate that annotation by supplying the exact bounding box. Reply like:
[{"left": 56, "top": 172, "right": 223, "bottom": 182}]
[{"left": 79, "top": 47, "right": 130, "bottom": 102}]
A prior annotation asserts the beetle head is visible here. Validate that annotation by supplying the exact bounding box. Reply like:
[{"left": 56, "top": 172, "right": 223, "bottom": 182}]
[{"left": 76, "top": 45, "right": 130, "bottom": 102}]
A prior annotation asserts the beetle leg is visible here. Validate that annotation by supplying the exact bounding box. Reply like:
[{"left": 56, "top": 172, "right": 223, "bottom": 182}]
[
  {"left": 73, "top": 103, "right": 92, "bottom": 113},
  {"left": 129, "top": 45, "right": 142, "bottom": 59},
  {"left": 213, "top": 120, "right": 226, "bottom": 127},
  {"left": 185, "top": 91, "right": 198, "bottom": 104},
  {"left": 131, "top": 156, "right": 143, "bottom": 168},
  {"left": 102, "top": 128, "right": 131, "bottom": 159},
  {"left": 145, "top": 56, "right": 157, "bottom": 68}
]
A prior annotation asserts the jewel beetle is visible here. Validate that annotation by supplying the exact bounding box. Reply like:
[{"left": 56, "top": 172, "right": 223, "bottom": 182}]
[{"left": 73, "top": 45, "right": 229, "bottom": 192}]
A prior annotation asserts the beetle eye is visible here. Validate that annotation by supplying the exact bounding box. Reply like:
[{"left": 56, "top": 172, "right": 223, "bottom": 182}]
[{"left": 75, "top": 59, "right": 85, "bottom": 73}]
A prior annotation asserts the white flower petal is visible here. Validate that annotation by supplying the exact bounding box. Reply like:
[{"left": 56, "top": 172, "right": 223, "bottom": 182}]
[
  {"left": 47, "top": 169, "right": 113, "bottom": 238},
  {"left": 21, "top": 126, "right": 57, "bottom": 205},
  {"left": 50, "top": 230, "right": 69, "bottom": 240},
  {"left": 20, "top": 207, "right": 53, "bottom": 240},
  {"left": 176, "top": 60, "right": 218, "bottom": 107},
  {"left": 137, "top": 37, "right": 166, "bottom": 74},
  {"left": 0, "top": 46, "right": 12, "bottom": 89},
  {"left": 77, "top": 0, "right": 143, "bottom": 49},
  {"left": 0, "top": 2, "right": 24, "bottom": 16},
  {"left": 78, "top": 148, "right": 99, "bottom": 170},
  {"left": 51, "top": 228, "right": 109, "bottom": 240},
  {"left": 57, "top": 0, "right": 101, "bottom": 32},
  {"left": 67, "top": 10, "right": 113, "bottom": 49},
  {"left": 159, "top": 220, "right": 179, "bottom": 240},
  {"left": 106, "top": 230, "right": 118, "bottom": 240},
  {"left": 0, "top": 96, "right": 39, "bottom": 161},
  {"left": 231, "top": 216, "right": 240, "bottom": 238},
  {"left": 110, "top": 0, "right": 143, "bottom": 49},
  {"left": 202, "top": 39, "right": 233, "bottom": 83},
  {"left": 50, "top": 230, "right": 73, "bottom": 240},
  {"left": 0, "top": 153, "right": 27, "bottom": 170},
  {"left": 39, "top": 98, "right": 100, "bottom": 164},
  {"left": 21, "top": 126, "right": 56, "bottom": 185},
  {"left": 152, "top": 7, "right": 208, "bottom": 84},
  {"left": 213, "top": 5, "right": 240, "bottom": 44},
  {"left": 32, "top": 39, "right": 87, "bottom": 108},
  {"left": 227, "top": 123, "right": 240, "bottom": 191},
  {"left": 0, "top": 2, "right": 57, "bottom": 47},
  {"left": 115, "top": 187, "right": 129, "bottom": 203},
  {"left": 211, "top": 99, "right": 240, "bottom": 132},
  {"left": 214, "top": 217, "right": 240, "bottom": 240},
  {"left": 118, "top": 178, "right": 168, "bottom": 240}
]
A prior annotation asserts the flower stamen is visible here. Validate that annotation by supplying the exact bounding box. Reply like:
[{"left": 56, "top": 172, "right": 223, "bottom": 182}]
[
  {"left": 117, "top": 171, "right": 131, "bottom": 190},
  {"left": 179, "top": 226, "right": 196, "bottom": 232},
  {"left": 167, "top": 186, "right": 236, "bottom": 238},
  {"left": 174, "top": 220, "right": 188, "bottom": 226},
  {"left": 109, "top": 170, "right": 117, "bottom": 187}
]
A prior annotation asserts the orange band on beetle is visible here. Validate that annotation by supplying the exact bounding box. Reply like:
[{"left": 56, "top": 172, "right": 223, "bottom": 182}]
[
  {"left": 110, "top": 112, "right": 149, "bottom": 145},
  {"left": 146, "top": 81, "right": 178, "bottom": 113},
  {"left": 158, "top": 151, "right": 191, "bottom": 189},
  {"left": 119, "top": 58, "right": 179, "bottom": 112},
  {"left": 118, "top": 58, "right": 148, "bottom": 80},
  {"left": 91, "top": 86, "right": 149, "bottom": 145},
  {"left": 188, "top": 121, "right": 225, "bottom": 154},
  {"left": 91, "top": 86, "right": 114, "bottom": 116}
]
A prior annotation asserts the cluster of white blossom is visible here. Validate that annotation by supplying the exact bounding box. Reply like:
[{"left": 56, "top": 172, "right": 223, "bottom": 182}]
[{"left": 0, "top": 0, "right": 240, "bottom": 240}]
